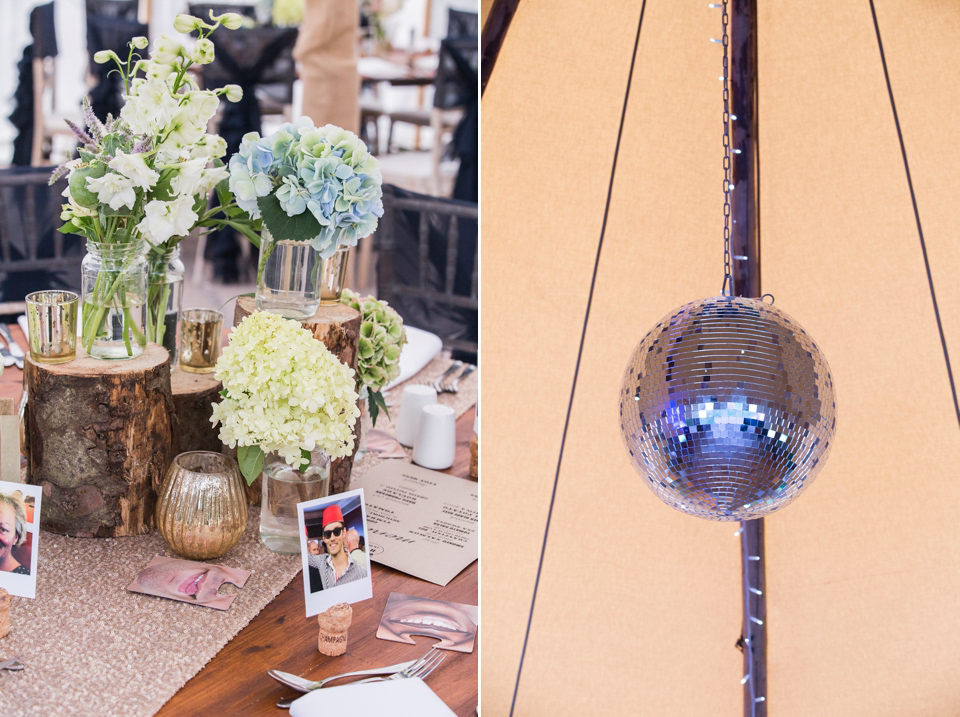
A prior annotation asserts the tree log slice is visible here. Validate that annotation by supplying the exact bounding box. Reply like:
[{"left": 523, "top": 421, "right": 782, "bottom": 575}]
[
  {"left": 171, "top": 369, "right": 223, "bottom": 456},
  {"left": 24, "top": 344, "right": 174, "bottom": 537},
  {"left": 234, "top": 297, "right": 362, "bottom": 495}
]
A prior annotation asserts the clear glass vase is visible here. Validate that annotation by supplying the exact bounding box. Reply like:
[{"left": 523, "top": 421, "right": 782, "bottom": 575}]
[
  {"left": 259, "top": 450, "right": 331, "bottom": 553},
  {"left": 255, "top": 227, "right": 349, "bottom": 319},
  {"left": 80, "top": 239, "right": 148, "bottom": 360},
  {"left": 146, "top": 245, "right": 184, "bottom": 365}
]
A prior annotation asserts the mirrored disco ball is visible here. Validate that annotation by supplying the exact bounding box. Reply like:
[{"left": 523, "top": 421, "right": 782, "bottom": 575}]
[{"left": 619, "top": 296, "right": 836, "bottom": 521}]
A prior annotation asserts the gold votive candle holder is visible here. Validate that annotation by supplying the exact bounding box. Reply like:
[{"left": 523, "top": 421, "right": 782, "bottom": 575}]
[
  {"left": 179, "top": 308, "right": 223, "bottom": 373},
  {"left": 25, "top": 290, "right": 78, "bottom": 364},
  {"left": 156, "top": 451, "right": 248, "bottom": 560}
]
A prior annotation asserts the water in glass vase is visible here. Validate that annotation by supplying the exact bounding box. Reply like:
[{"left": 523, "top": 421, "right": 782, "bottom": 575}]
[
  {"left": 81, "top": 293, "right": 147, "bottom": 359},
  {"left": 259, "top": 455, "right": 330, "bottom": 553},
  {"left": 256, "top": 238, "right": 322, "bottom": 319}
]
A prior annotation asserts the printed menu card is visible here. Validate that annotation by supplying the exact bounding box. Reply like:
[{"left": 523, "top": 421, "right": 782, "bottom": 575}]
[{"left": 351, "top": 462, "right": 478, "bottom": 586}]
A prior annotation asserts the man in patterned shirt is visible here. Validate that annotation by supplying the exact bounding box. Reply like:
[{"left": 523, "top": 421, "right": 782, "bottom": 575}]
[{"left": 307, "top": 504, "right": 368, "bottom": 590}]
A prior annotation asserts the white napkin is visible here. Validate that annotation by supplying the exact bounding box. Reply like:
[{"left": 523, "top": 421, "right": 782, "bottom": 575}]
[
  {"left": 385, "top": 326, "right": 443, "bottom": 390},
  {"left": 289, "top": 677, "right": 456, "bottom": 717}
]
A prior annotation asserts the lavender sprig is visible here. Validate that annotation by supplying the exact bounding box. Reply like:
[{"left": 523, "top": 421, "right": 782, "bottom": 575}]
[
  {"left": 49, "top": 161, "right": 72, "bottom": 184},
  {"left": 64, "top": 118, "right": 96, "bottom": 148},
  {"left": 81, "top": 97, "right": 106, "bottom": 143}
]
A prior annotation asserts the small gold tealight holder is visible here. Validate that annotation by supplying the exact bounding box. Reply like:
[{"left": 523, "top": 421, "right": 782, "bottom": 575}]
[
  {"left": 179, "top": 309, "right": 223, "bottom": 373},
  {"left": 25, "top": 290, "right": 78, "bottom": 364}
]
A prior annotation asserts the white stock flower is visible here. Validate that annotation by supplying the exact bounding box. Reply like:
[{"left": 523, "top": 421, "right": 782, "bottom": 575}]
[
  {"left": 131, "top": 36, "right": 149, "bottom": 50},
  {"left": 217, "top": 12, "right": 244, "bottom": 30},
  {"left": 191, "top": 38, "right": 215, "bottom": 65},
  {"left": 109, "top": 150, "right": 160, "bottom": 190},
  {"left": 86, "top": 172, "right": 138, "bottom": 211},
  {"left": 93, "top": 50, "right": 118, "bottom": 64},
  {"left": 121, "top": 77, "right": 179, "bottom": 135},
  {"left": 192, "top": 134, "right": 227, "bottom": 159},
  {"left": 173, "top": 14, "right": 200, "bottom": 33},
  {"left": 152, "top": 35, "right": 184, "bottom": 65},
  {"left": 169, "top": 157, "right": 208, "bottom": 196},
  {"left": 136, "top": 196, "right": 198, "bottom": 246},
  {"left": 223, "top": 84, "right": 243, "bottom": 103},
  {"left": 198, "top": 165, "right": 229, "bottom": 195}
]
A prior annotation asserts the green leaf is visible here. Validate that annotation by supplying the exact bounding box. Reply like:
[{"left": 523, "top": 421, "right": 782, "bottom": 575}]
[
  {"left": 257, "top": 194, "right": 322, "bottom": 243},
  {"left": 219, "top": 389, "right": 228, "bottom": 398},
  {"left": 368, "top": 390, "right": 389, "bottom": 427},
  {"left": 223, "top": 220, "right": 262, "bottom": 250},
  {"left": 237, "top": 444, "right": 265, "bottom": 486},
  {"left": 299, "top": 448, "right": 312, "bottom": 470}
]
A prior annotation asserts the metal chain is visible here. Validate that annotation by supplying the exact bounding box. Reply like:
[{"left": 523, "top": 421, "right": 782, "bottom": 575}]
[{"left": 720, "top": 0, "right": 733, "bottom": 296}]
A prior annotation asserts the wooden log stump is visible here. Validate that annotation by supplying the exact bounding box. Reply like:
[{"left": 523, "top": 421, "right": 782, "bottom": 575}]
[
  {"left": 234, "top": 297, "right": 362, "bottom": 495},
  {"left": 171, "top": 369, "right": 223, "bottom": 456},
  {"left": 24, "top": 344, "right": 174, "bottom": 537}
]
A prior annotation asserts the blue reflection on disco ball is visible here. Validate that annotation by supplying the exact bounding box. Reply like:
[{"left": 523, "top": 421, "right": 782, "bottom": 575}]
[{"left": 619, "top": 296, "right": 836, "bottom": 521}]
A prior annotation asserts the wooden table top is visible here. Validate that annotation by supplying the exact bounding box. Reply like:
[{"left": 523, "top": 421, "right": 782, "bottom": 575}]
[
  {"left": 157, "top": 407, "right": 479, "bottom": 716},
  {"left": 1, "top": 327, "right": 477, "bottom": 715}
]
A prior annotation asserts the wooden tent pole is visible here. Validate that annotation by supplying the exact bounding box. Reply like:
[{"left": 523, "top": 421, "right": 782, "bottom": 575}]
[{"left": 729, "top": 1, "right": 766, "bottom": 715}]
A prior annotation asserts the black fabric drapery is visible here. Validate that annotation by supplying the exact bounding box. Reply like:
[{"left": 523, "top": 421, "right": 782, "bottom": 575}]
[
  {"left": 0, "top": 168, "right": 85, "bottom": 313},
  {"left": 86, "top": 14, "right": 149, "bottom": 123},
  {"left": 435, "top": 37, "right": 478, "bottom": 203},
  {"left": 10, "top": 2, "right": 57, "bottom": 166},
  {"left": 378, "top": 184, "right": 478, "bottom": 363},
  {"left": 201, "top": 27, "right": 297, "bottom": 281}
]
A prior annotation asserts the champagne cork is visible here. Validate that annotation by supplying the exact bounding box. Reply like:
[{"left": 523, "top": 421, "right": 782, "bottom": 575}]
[
  {"left": 317, "top": 602, "right": 353, "bottom": 656},
  {"left": 0, "top": 588, "right": 11, "bottom": 638},
  {"left": 470, "top": 434, "right": 478, "bottom": 479}
]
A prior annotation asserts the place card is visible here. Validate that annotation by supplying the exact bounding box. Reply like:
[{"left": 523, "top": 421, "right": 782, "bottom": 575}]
[
  {"left": 377, "top": 592, "right": 478, "bottom": 653},
  {"left": 297, "top": 489, "right": 374, "bottom": 618},
  {"left": 127, "top": 556, "right": 251, "bottom": 610},
  {"left": 351, "top": 462, "right": 478, "bottom": 586},
  {"left": 0, "top": 480, "right": 42, "bottom": 599}
]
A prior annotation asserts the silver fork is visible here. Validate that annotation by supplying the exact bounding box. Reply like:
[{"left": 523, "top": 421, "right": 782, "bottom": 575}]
[
  {"left": 440, "top": 364, "right": 475, "bottom": 393},
  {"left": 0, "top": 325, "right": 24, "bottom": 370},
  {"left": 430, "top": 361, "right": 463, "bottom": 392},
  {"left": 276, "top": 650, "right": 445, "bottom": 708}
]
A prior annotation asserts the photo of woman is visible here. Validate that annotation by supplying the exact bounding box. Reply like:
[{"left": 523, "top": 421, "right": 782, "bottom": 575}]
[{"left": 0, "top": 491, "right": 29, "bottom": 575}]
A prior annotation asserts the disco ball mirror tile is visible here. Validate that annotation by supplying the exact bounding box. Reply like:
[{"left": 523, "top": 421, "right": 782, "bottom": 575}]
[{"left": 619, "top": 296, "right": 836, "bottom": 520}]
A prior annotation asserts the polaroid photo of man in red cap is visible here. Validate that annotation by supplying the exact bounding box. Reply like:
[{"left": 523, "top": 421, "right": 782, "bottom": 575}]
[{"left": 297, "top": 488, "right": 373, "bottom": 617}]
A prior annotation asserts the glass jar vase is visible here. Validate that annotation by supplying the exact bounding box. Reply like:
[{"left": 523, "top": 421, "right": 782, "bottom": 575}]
[
  {"left": 255, "top": 228, "right": 349, "bottom": 319},
  {"left": 80, "top": 239, "right": 148, "bottom": 360},
  {"left": 146, "top": 245, "right": 185, "bottom": 364},
  {"left": 259, "top": 450, "right": 330, "bottom": 553}
]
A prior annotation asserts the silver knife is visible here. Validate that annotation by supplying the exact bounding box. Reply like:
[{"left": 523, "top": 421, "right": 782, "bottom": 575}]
[
  {"left": 0, "top": 341, "right": 14, "bottom": 368},
  {"left": 0, "top": 324, "right": 24, "bottom": 369}
]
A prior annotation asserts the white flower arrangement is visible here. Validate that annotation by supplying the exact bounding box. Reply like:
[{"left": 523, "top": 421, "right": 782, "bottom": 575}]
[
  {"left": 211, "top": 311, "right": 361, "bottom": 484},
  {"left": 52, "top": 11, "right": 260, "bottom": 351}
]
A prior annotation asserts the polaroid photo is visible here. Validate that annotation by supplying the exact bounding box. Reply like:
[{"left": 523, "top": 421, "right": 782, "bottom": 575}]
[
  {"left": 298, "top": 488, "right": 373, "bottom": 617},
  {"left": 377, "top": 592, "right": 479, "bottom": 653},
  {"left": 0, "top": 481, "right": 42, "bottom": 599},
  {"left": 127, "top": 556, "right": 251, "bottom": 610}
]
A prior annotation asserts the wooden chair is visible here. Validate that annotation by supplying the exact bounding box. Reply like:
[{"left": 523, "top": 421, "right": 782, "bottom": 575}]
[
  {"left": 375, "top": 184, "right": 478, "bottom": 362},
  {"left": 0, "top": 168, "right": 85, "bottom": 316}
]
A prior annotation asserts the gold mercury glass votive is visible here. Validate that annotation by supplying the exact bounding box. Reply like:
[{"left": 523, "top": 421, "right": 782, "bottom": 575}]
[
  {"left": 179, "top": 308, "right": 223, "bottom": 373},
  {"left": 156, "top": 451, "right": 248, "bottom": 560},
  {"left": 25, "top": 290, "right": 79, "bottom": 364}
]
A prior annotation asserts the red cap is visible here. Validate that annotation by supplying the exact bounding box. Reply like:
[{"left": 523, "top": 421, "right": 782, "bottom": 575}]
[{"left": 322, "top": 504, "right": 344, "bottom": 528}]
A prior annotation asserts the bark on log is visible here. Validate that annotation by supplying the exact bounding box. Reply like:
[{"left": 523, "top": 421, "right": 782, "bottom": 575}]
[
  {"left": 24, "top": 344, "right": 174, "bottom": 537},
  {"left": 234, "top": 297, "right": 362, "bottom": 495},
  {"left": 171, "top": 369, "right": 223, "bottom": 456}
]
